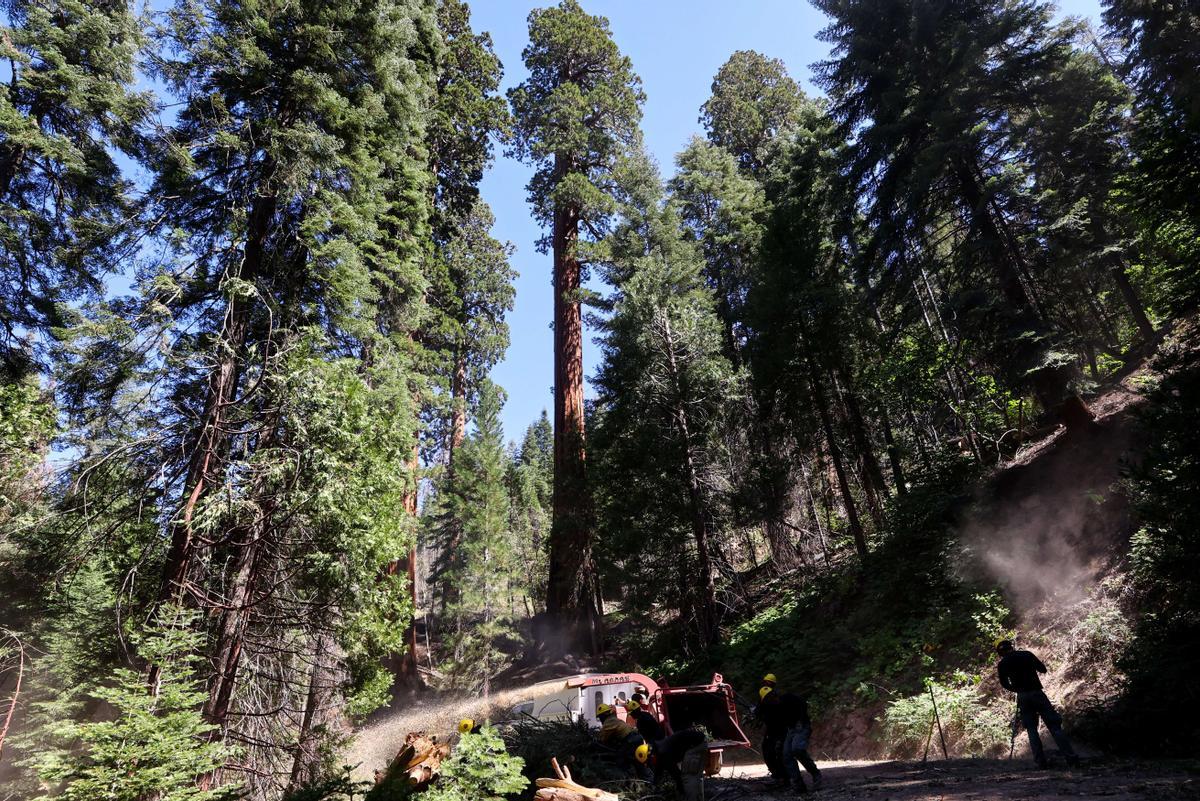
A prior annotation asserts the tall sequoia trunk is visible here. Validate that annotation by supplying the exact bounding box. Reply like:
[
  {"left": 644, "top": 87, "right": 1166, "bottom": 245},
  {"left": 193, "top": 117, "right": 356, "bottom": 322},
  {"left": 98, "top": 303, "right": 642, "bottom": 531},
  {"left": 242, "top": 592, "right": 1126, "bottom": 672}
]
[
  {"left": 388, "top": 441, "right": 421, "bottom": 682},
  {"left": 661, "top": 315, "right": 718, "bottom": 647},
  {"left": 448, "top": 347, "right": 468, "bottom": 464},
  {"left": 545, "top": 159, "right": 599, "bottom": 653}
]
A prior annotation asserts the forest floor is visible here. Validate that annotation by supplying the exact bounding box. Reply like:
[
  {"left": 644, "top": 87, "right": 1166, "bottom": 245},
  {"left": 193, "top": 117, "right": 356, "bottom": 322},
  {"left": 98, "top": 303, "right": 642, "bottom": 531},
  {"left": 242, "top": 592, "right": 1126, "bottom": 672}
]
[{"left": 710, "top": 757, "right": 1199, "bottom": 801}]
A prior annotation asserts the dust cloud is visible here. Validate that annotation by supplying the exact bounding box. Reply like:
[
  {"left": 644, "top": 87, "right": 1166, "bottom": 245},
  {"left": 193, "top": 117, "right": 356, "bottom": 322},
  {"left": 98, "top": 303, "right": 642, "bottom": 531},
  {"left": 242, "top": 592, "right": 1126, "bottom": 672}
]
[
  {"left": 344, "top": 679, "right": 567, "bottom": 781},
  {"left": 959, "top": 423, "right": 1133, "bottom": 615}
]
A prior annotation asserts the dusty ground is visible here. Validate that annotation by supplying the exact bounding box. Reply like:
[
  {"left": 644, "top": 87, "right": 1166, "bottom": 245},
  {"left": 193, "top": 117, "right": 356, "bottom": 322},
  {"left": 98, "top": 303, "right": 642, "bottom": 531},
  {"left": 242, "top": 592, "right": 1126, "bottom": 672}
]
[{"left": 709, "top": 758, "right": 1199, "bottom": 801}]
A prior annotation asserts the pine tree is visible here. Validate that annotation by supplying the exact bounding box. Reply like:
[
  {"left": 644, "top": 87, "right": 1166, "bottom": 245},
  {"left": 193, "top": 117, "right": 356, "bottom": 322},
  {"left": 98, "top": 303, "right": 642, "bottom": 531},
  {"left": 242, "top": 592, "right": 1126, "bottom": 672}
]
[
  {"left": 592, "top": 153, "right": 739, "bottom": 648},
  {"left": 1103, "top": 0, "right": 1200, "bottom": 223},
  {"left": 0, "top": 0, "right": 148, "bottom": 374},
  {"left": 31, "top": 0, "right": 444, "bottom": 793},
  {"left": 508, "top": 0, "right": 644, "bottom": 650},
  {"left": 442, "top": 381, "right": 519, "bottom": 693},
  {"left": 814, "top": 0, "right": 1079, "bottom": 415},
  {"left": 32, "top": 608, "right": 236, "bottom": 801}
]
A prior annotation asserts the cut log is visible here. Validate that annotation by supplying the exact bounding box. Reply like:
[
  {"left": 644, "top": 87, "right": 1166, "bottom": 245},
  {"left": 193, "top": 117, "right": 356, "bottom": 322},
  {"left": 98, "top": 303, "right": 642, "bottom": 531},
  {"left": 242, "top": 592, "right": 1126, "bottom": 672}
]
[
  {"left": 535, "top": 789, "right": 594, "bottom": 801},
  {"left": 535, "top": 778, "right": 619, "bottom": 801},
  {"left": 380, "top": 731, "right": 451, "bottom": 790}
]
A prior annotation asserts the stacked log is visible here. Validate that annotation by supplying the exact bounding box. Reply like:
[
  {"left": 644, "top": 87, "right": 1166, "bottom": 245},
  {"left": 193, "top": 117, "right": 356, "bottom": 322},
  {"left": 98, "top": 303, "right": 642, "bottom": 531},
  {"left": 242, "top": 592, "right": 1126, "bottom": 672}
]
[
  {"left": 378, "top": 731, "right": 452, "bottom": 788},
  {"left": 533, "top": 757, "right": 619, "bottom": 801}
]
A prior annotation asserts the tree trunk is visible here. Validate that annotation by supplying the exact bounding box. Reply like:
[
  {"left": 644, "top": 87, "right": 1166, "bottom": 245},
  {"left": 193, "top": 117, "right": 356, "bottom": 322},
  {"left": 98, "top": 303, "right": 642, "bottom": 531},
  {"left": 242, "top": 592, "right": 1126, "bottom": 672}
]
[
  {"left": 546, "top": 171, "right": 599, "bottom": 653},
  {"left": 448, "top": 347, "right": 468, "bottom": 465},
  {"left": 803, "top": 348, "right": 868, "bottom": 561},
  {"left": 389, "top": 441, "right": 421, "bottom": 682},
  {"left": 287, "top": 631, "right": 336, "bottom": 795},
  {"left": 953, "top": 157, "right": 1036, "bottom": 316},
  {"left": 155, "top": 191, "right": 277, "bottom": 612},
  {"left": 1108, "top": 263, "right": 1155, "bottom": 342}
]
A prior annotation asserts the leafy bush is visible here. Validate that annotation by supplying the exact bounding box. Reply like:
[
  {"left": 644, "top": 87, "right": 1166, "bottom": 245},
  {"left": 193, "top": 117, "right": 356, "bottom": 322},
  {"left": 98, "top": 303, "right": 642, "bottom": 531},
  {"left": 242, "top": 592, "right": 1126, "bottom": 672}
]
[{"left": 880, "top": 679, "right": 1011, "bottom": 758}]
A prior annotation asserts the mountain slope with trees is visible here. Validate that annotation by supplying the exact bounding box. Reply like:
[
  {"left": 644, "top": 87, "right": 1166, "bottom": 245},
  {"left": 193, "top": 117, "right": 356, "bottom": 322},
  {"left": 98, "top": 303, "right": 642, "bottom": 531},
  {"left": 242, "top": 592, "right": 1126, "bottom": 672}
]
[{"left": 0, "top": 0, "right": 1197, "bottom": 798}]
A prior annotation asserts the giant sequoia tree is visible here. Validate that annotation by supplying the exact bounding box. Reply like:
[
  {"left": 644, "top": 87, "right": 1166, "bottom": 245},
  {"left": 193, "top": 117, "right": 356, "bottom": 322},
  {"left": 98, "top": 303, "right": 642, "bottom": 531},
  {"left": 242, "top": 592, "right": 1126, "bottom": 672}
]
[{"left": 508, "top": 0, "right": 644, "bottom": 649}]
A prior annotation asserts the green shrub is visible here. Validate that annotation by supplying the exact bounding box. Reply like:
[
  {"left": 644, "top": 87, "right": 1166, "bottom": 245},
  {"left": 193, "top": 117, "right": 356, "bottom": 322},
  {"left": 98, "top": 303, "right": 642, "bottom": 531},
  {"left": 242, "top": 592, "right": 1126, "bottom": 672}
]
[
  {"left": 880, "top": 679, "right": 1011, "bottom": 758},
  {"left": 30, "top": 608, "right": 237, "bottom": 801},
  {"left": 422, "top": 726, "right": 528, "bottom": 801}
]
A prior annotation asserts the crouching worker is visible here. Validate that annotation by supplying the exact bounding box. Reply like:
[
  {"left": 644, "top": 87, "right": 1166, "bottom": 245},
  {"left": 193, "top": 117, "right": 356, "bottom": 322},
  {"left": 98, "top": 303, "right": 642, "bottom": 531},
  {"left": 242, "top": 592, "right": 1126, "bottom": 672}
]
[
  {"left": 655, "top": 726, "right": 708, "bottom": 801},
  {"left": 996, "top": 639, "right": 1080, "bottom": 768},
  {"left": 597, "top": 703, "right": 651, "bottom": 781}
]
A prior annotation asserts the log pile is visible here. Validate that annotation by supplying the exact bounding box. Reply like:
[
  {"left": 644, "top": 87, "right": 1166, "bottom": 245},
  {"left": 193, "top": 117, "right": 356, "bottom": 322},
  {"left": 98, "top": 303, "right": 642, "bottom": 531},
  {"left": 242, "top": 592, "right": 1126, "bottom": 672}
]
[
  {"left": 377, "top": 731, "right": 453, "bottom": 787},
  {"left": 533, "top": 757, "right": 619, "bottom": 801}
]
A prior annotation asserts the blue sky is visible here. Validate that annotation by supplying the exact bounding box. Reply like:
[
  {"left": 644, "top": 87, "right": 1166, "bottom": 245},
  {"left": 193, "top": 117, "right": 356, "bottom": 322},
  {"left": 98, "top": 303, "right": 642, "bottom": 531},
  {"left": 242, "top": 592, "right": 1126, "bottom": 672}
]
[{"left": 471, "top": 0, "right": 1105, "bottom": 444}]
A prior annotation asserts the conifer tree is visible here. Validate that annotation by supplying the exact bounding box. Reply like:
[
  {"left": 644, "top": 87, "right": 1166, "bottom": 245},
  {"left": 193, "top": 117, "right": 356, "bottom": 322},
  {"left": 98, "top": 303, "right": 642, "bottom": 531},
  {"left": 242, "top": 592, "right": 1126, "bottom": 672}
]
[
  {"left": 33, "top": 0, "right": 443, "bottom": 792},
  {"left": 508, "top": 0, "right": 644, "bottom": 649},
  {"left": 593, "top": 153, "right": 739, "bottom": 647},
  {"left": 1104, "top": 0, "right": 1200, "bottom": 222},
  {"left": 814, "top": 0, "right": 1078, "bottom": 414},
  {"left": 441, "top": 381, "right": 518, "bottom": 692},
  {"left": 699, "top": 50, "right": 809, "bottom": 177},
  {"left": 0, "top": 0, "right": 148, "bottom": 374}
]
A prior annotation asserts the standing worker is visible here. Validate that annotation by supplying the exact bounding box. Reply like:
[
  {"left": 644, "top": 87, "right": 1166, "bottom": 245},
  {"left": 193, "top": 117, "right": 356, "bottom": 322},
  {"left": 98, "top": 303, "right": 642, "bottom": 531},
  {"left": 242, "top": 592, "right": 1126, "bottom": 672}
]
[
  {"left": 778, "top": 685, "right": 821, "bottom": 794},
  {"left": 755, "top": 684, "right": 786, "bottom": 787},
  {"left": 625, "top": 699, "right": 665, "bottom": 745},
  {"left": 996, "top": 639, "right": 1080, "bottom": 768},
  {"left": 596, "top": 703, "right": 651, "bottom": 780}
]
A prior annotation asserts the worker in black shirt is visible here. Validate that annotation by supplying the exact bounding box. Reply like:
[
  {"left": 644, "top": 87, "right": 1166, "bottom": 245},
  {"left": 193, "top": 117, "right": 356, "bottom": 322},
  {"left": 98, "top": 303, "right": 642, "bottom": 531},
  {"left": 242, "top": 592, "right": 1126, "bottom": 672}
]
[
  {"left": 624, "top": 699, "right": 665, "bottom": 745},
  {"left": 654, "top": 726, "right": 707, "bottom": 795},
  {"left": 996, "top": 639, "right": 1080, "bottom": 768},
  {"left": 758, "top": 684, "right": 822, "bottom": 793},
  {"left": 754, "top": 685, "right": 787, "bottom": 787}
]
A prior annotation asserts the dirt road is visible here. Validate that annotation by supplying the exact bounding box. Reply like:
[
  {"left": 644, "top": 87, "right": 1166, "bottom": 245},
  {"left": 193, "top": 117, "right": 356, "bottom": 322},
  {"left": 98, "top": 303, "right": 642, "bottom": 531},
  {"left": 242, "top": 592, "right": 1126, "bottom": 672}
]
[{"left": 709, "top": 758, "right": 1198, "bottom": 801}]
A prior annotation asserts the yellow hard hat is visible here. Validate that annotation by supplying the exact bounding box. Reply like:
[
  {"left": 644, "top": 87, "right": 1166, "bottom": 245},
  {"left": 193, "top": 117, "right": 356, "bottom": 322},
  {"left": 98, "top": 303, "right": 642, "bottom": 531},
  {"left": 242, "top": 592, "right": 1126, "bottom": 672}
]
[
  {"left": 625, "top": 700, "right": 641, "bottom": 713},
  {"left": 762, "top": 673, "right": 777, "bottom": 684},
  {"left": 635, "top": 743, "right": 650, "bottom": 763},
  {"left": 458, "top": 718, "right": 474, "bottom": 734},
  {"left": 759, "top": 686, "right": 773, "bottom": 700},
  {"left": 597, "top": 703, "right": 614, "bottom": 717}
]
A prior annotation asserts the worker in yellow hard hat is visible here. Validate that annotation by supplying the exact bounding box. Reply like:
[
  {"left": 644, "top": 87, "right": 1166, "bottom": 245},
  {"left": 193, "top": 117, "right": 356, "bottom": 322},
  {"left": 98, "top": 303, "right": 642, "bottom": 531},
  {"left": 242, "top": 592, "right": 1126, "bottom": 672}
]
[
  {"left": 625, "top": 698, "right": 665, "bottom": 744},
  {"left": 458, "top": 718, "right": 479, "bottom": 735},
  {"left": 762, "top": 673, "right": 778, "bottom": 687},
  {"left": 755, "top": 686, "right": 785, "bottom": 787},
  {"left": 597, "top": 702, "right": 651, "bottom": 781}
]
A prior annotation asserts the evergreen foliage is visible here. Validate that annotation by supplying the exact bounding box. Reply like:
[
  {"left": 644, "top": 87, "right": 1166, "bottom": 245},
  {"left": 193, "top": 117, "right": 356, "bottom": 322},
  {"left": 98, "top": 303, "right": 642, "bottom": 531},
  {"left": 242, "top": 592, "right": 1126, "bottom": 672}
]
[
  {"left": 423, "top": 727, "right": 528, "bottom": 801},
  {"left": 31, "top": 609, "right": 236, "bottom": 801},
  {"left": 0, "top": 0, "right": 148, "bottom": 372}
]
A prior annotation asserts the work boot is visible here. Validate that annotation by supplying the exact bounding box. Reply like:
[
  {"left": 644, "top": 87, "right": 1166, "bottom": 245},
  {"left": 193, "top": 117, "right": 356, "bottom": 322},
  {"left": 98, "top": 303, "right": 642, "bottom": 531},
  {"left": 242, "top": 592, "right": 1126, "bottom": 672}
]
[{"left": 811, "top": 773, "right": 823, "bottom": 791}]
